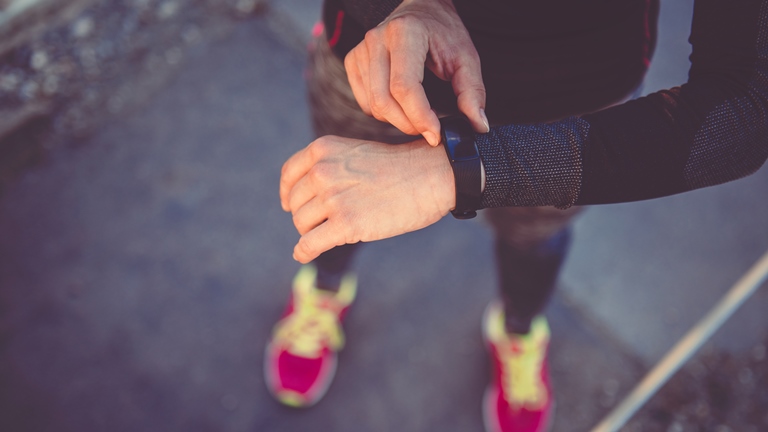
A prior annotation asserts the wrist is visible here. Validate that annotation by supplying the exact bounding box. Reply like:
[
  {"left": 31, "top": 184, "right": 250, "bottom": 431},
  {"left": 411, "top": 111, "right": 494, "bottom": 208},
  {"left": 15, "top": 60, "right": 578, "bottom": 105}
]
[
  {"left": 408, "top": 138, "right": 456, "bottom": 215},
  {"left": 437, "top": 144, "right": 457, "bottom": 214}
]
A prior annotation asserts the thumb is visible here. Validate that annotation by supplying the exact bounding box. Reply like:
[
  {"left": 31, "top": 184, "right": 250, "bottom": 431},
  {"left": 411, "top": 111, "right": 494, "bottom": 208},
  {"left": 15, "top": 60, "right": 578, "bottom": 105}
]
[{"left": 451, "top": 59, "right": 489, "bottom": 133}]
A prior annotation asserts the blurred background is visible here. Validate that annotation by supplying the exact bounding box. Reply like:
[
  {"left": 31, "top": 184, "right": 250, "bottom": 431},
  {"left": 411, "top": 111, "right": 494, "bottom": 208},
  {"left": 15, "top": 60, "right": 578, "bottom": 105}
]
[{"left": 0, "top": 0, "right": 767, "bottom": 431}]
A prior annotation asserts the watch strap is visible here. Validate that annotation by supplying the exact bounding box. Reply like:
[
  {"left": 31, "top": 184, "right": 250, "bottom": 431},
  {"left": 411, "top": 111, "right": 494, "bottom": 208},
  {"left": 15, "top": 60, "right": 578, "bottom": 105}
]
[{"left": 440, "top": 116, "right": 482, "bottom": 219}]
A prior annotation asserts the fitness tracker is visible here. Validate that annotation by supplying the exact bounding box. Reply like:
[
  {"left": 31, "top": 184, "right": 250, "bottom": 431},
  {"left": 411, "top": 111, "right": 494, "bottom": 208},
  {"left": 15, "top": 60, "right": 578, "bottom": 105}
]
[{"left": 439, "top": 116, "right": 482, "bottom": 219}]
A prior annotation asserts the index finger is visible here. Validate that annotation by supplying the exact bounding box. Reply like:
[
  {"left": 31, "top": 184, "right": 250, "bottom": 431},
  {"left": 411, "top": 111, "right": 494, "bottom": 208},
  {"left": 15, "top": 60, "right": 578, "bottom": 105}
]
[
  {"left": 388, "top": 39, "right": 441, "bottom": 146},
  {"left": 451, "top": 54, "right": 488, "bottom": 133}
]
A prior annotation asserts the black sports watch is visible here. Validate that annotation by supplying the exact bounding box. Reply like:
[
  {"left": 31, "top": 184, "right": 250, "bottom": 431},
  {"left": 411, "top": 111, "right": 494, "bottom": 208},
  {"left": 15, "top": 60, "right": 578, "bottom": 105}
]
[{"left": 439, "top": 116, "right": 482, "bottom": 219}]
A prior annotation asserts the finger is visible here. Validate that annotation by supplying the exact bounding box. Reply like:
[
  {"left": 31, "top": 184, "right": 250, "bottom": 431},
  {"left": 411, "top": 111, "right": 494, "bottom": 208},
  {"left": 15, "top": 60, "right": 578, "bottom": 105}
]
[
  {"left": 291, "top": 197, "right": 328, "bottom": 236},
  {"left": 287, "top": 174, "right": 316, "bottom": 215},
  {"left": 366, "top": 38, "right": 419, "bottom": 135},
  {"left": 345, "top": 49, "right": 371, "bottom": 115},
  {"left": 389, "top": 37, "right": 441, "bottom": 145},
  {"left": 279, "top": 147, "right": 314, "bottom": 211},
  {"left": 293, "top": 220, "right": 347, "bottom": 263},
  {"left": 451, "top": 55, "right": 489, "bottom": 133},
  {"left": 355, "top": 44, "right": 374, "bottom": 116}
]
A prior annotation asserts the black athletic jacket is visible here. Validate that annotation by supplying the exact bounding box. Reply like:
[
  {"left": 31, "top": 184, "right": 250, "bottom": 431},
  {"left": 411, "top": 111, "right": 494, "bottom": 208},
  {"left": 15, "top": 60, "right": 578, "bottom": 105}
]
[{"left": 322, "top": 0, "right": 768, "bottom": 208}]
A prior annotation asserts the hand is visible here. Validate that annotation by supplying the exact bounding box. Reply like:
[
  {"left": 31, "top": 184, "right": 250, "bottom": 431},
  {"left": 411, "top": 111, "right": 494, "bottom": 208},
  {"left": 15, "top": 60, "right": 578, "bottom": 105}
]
[
  {"left": 280, "top": 136, "right": 455, "bottom": 263},
  {"left": 344, "top": 0, "right": 489, "bottom": 146}
]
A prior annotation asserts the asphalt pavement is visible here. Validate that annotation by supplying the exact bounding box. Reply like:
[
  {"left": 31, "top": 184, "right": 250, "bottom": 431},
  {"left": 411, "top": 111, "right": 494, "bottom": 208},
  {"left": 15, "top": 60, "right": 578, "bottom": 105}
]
[{"left": 0, "top": 1, "right": 767, "bottom": 431}]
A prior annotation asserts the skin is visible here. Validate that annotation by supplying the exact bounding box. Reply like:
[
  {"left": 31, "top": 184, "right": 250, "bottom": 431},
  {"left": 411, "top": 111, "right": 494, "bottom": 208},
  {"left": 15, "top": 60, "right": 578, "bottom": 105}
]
[
  {"left": 280, "top": 137, "right": 455, "bottom": 263},
  {"left": 281, "top": 0, "right": 486, "bottom": 263},
  {"left": 344, "top": 0, "right": 489, "bottom": 144}
]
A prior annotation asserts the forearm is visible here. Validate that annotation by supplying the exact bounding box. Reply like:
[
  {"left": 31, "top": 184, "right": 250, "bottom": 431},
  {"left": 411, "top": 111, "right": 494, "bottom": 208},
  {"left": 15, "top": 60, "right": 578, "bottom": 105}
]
[{"left": 477, "top": 0, "right": 768, "bottom": 208}]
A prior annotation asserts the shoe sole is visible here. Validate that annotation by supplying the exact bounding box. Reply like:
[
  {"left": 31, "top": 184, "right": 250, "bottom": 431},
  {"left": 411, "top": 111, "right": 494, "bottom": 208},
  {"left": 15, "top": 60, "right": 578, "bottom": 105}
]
[
  {"left": 263, "top": 342, "right": 338, "bottom": 408},
  {"left": 482, "top": 386, "right": 555, "bottom": 432}
]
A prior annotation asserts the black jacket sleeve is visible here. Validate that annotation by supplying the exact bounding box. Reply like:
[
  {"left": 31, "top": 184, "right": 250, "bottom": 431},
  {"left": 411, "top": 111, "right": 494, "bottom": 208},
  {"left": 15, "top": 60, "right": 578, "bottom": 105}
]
[{"left": 477, "top": 0, "right": 768, "bottom": 209}]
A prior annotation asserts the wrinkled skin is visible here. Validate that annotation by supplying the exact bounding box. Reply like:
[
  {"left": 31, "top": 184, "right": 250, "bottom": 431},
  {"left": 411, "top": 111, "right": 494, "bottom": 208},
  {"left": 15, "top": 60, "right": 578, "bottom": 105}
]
[{"left": 280, "top": 136, "right": 455, "bottom": 263}]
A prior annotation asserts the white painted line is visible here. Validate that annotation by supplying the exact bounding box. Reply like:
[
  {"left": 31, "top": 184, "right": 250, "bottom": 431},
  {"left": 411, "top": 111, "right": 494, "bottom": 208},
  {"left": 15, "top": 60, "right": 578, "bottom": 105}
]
[
  {"left": 591, "top": 248, "right": 768, "bottom": 432},
  {"left": 0, "top": 0, "right": 49, "bottom": 27}
]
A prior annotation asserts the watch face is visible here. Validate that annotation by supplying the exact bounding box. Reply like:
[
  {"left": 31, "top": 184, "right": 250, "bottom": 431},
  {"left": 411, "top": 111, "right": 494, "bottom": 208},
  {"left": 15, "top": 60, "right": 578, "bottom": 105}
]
[
  {"left": 455, "top": 143, "right": 480, "bottom": 161},
  {"left": 441, "top": 117, "right": 479, "bottom": 161},
  {"left": 444, "top": 130, "right": 479, "bottom": 161}
]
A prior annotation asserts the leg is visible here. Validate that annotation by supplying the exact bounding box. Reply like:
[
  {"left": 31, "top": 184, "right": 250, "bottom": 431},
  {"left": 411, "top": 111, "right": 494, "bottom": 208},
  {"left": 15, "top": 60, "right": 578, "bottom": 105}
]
[
  {"left": 265, "top": 29, "right": 414, "bottom": 408},
  {"left": 313, "top": 243, "right": 360, "bottom": 290},
  {"left": 485, "top": 205, "right": 583, "bottom": 334},
  {"left": 481, "top": 205, "right": 582, "bottom": 432}
]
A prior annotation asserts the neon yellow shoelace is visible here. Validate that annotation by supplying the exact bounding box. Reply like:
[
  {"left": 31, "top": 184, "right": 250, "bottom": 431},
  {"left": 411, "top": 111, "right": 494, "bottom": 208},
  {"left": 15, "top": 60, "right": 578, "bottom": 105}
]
[
  {"left": 500, "top": 339, "right": 547, "bottom": 410},
  {"left": 485, "top": 305, "right": 549, "bottom": 410},
  {"left": 273, "top": 291, "right": 345, "bottom": 358}
]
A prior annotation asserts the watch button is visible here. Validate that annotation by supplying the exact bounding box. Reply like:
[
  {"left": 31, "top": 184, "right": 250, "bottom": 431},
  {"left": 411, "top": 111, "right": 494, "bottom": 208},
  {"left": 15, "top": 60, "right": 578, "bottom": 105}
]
[{"left": 451, "top": 210, "right": 477, "bottom": 219}]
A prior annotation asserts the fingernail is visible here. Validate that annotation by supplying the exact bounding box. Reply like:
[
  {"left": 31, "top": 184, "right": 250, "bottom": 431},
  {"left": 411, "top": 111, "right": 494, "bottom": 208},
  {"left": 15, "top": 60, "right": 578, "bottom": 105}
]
[
  {"left": 480, "top": 109, "right": 490, "bottom": 133},
  {"left": 423, "top": 131, "right": 438, "bottom": 146}
]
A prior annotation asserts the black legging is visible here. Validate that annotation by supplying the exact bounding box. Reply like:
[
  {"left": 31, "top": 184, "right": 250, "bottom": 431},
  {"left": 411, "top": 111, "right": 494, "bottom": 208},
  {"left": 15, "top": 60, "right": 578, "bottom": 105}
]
[{"left": 313, "top": 227, "right": 569, "bottom": 335}]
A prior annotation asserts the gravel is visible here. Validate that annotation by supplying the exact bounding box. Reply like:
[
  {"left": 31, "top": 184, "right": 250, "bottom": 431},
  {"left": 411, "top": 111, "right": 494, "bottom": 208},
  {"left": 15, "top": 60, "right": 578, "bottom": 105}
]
[
  {"left": 0, "top": 0, "right": 267, "bottom": 188},
  {"left": 623, "top": 336, "right": 768, "bottom": 431}
]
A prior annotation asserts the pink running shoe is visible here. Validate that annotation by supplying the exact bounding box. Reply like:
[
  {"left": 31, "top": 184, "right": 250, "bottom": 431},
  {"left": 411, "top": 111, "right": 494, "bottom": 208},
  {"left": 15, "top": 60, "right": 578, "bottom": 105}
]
[
  {"left": 265, "top": 265, "right": 356, "bottom": 407},
  {"left": 483, "top": 302, "right": 554, "bottom": 432}
]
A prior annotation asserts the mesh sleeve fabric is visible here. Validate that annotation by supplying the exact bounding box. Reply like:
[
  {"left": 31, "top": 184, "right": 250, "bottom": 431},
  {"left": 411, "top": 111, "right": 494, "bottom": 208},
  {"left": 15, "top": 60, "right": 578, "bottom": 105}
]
[
  {"left": 477, "top": 118, "right": 588, "bottom": 209},
  {"left": 478, "top": 0, "right": 768, "bottom": 208}
]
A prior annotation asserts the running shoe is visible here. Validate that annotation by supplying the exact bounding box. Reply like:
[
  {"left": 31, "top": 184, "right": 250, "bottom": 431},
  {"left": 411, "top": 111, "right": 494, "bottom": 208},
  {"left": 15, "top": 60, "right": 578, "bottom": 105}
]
[
  {"left": 265, "top": 265, "right": 357, "bottom": 407},
  {"left": 483, "top": 302, "right": 554, "bottom": 432}
]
